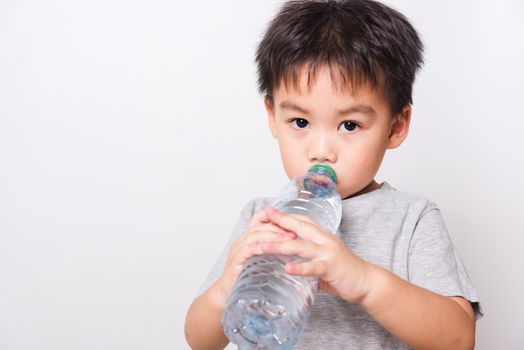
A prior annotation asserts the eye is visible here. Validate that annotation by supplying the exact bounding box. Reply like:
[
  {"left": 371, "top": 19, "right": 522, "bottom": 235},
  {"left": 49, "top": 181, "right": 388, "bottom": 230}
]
[
  {"left": 339, "top": 121, "right": 360, "bottom": 133},
  {"left": 290, "top": 118, "right": 310, "bottom": 129}
]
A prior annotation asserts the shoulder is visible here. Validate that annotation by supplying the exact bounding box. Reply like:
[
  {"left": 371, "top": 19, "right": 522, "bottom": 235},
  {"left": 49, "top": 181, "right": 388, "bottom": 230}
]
[
  {"left": 226, "top": 197, "right": 276, "bottom": 243},
  {"left": 238, "top": 197, "right": 275, "bottom": 218},
  {"left": 380, "top": 182, "right": 439, "bottom": 217}
]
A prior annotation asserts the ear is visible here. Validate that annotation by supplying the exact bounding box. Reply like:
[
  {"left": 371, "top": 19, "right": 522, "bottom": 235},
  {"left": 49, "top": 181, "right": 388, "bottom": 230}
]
[
  {"left": 264, "top": 95, "right": 278, "bottom": 138},
  {"left": 387, "top": 105, "right": 411, "bottom": 149}
]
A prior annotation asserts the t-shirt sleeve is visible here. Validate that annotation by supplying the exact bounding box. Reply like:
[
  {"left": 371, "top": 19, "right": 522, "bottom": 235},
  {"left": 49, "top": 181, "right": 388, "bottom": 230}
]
[
  {"left": 194, "top": 198, "right": 265, "bottom": 297},
  {"left": 407, "top": 203, "right": 483, "bottom": 320}
]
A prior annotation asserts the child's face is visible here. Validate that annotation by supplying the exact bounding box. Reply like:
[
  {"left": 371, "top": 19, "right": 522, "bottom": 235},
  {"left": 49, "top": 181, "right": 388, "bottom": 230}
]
[{"left": 264, "top": 64, "right": 411, "bottom": 199}]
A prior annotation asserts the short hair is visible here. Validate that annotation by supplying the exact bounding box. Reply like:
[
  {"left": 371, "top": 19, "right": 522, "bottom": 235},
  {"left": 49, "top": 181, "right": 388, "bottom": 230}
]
[{"left": 255, "top": 0, "right": 424, "bottom": 115}]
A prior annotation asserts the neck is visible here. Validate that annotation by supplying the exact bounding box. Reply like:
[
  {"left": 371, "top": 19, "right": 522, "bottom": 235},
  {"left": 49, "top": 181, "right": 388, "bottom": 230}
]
[{"left": 344, "top": 179, "right": 380, "bottom": 200}]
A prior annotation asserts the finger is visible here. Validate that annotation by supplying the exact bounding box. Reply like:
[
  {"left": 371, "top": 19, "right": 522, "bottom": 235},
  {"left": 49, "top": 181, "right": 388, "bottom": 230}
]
[
  {"left": 230, "top": 241, "right": 266, "bottom": 268},
  {"left": 285, "top": 213, "right": 317, "bottom": 226},
  {"left": 235, "top": 230, "right": 295, "bottom": 252},
  {"left": 247, "top": 207, "right": 272, "bottom": 230},
  {"left": 231, "top": 223, "right": 299, "bottom": 266},
  {"left": 260, "top": 239, "right": 319, "bottom": 259},
  {"left": 265, "top": 206, "right": 326, "bottom": 242},
  {"left": 252, "top": 224, "right": 297, "bottom": 240},
  {"left": 228, "top": 243, "right": 268, "bottom": 281},
  {"left": 285, "top": 260, "right": 326, "bottom": 278},
  {"left": 249, "top": 230, "right": 296, "bottom": 244}
]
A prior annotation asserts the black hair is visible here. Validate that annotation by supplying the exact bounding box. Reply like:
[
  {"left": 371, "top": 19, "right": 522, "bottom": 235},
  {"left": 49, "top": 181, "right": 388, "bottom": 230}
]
[{"left": 255, "top": 0, "right": 424, "bottom": 116}]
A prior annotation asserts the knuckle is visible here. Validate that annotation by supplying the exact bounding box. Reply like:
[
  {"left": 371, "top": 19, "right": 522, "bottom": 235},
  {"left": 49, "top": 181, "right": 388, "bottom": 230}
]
[
  {"left": 259, "top": 223, "right": 275, "bottom": 232},
  {"left": 230, "top": 239, "right": 241, "bottom": 251},
  {"left": 253, "top": 211, "right": 265, "bottom": 222},
  {"left": 251, "top": 243, "right": 264, "bottom": 254},
  {"left": 248, "top": 211, "right": 266, "bottom": 227},
  {"left": 239, "top": 243, "right": 254, "bottom": 258},
  {"left": 315, "top": 267, "right": 323, "bottom": 277},
  {"left": 294, "top": 214, "right": 313, "bottom": 224}
]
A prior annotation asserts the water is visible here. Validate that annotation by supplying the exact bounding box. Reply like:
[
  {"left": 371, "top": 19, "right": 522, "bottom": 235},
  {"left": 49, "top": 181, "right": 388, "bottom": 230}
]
[
  {"left": 222, "top": 165, "right": 342, "bottom": 349},
  {"left": 221, "top": 255, "right": 314, "bottom": 349},
  {"left": 275, "top": 198, "right": 340, "bottom": 233}
]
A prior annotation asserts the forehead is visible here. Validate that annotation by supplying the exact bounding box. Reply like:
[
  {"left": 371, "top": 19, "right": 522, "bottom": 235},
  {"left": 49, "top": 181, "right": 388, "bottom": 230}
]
[{"left": 272, "top": 63, "right": 390, "bottom": 114}]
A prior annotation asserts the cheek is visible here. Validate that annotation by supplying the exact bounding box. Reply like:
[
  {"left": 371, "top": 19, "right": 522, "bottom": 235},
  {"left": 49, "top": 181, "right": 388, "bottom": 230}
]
[
  {"left": 351, "top": 139, "right": 387, "bottom": 170},
  {"left": 338, "top": 135, "right": 387, "bottom": 178},
  {"left": 277, "top": 139, "right": 305, "bottom": 178},
  {"left": 353, "top": 128, "right": 389, "bottom": 157}
]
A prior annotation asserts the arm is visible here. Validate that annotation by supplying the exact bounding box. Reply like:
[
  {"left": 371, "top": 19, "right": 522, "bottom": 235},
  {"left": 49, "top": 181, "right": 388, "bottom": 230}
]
[
  {"left": 184, "top": 208, "right": 296, "bottom": 349},
  {"left": 261, "top": 207, "right": 476, "bottom": 350},
  {"left": 361, "top": 265, "right": 475, "bottom": 350},
  {"left": 184, "top": 281, "right": 229, "bottom": 350}
]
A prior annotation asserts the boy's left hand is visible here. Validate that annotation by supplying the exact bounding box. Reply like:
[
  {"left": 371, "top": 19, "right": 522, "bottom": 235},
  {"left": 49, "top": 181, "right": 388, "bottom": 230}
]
[{"left": 261, "top": 206, "right": 375, "bottom": 303}]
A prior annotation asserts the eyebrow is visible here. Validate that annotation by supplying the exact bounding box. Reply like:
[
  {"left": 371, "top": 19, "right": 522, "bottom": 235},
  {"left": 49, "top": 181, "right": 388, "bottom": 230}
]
[{"left": 279, "top": 101, "right": 377, "bottom": 117}]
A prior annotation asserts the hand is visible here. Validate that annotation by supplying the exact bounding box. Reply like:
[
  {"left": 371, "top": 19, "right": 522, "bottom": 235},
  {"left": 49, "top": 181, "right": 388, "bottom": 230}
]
[
  {"left": 211, "top": 207, "right": 297, "bottom": 308},
  {"left": 260, "top": 206, "right": 375, "bottom": 303}
]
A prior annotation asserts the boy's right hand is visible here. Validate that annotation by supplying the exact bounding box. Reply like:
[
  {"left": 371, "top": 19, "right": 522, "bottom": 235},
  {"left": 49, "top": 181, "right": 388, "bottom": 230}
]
[{"left": 210, "top": 206, "right": 297, "bottom": 309}]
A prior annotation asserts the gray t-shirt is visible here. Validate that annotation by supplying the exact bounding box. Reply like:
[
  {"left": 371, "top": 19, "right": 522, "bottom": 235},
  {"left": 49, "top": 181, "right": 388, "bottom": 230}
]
[{"left": 197, "top": 182, "right": 482, "bottom": 349}]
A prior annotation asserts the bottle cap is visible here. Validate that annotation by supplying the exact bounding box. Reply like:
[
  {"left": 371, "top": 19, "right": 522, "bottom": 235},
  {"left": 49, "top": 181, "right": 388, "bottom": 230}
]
[{"left": 307, "top": 164, "right": 337, "bottom": 183}]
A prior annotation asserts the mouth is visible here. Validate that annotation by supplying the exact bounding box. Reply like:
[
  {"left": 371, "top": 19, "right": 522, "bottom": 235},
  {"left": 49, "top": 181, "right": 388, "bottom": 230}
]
[{"left": 307, "top": 163, "right": 338, "bottom": 184}]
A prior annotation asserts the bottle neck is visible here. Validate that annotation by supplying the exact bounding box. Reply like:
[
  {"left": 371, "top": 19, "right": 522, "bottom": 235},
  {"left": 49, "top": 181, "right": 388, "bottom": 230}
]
[
  {"left": 307, "top": 164, "right": 337, "bottom": 184},
  {"left": 303, "top": 166, "right": 338, "bottom": 198}
]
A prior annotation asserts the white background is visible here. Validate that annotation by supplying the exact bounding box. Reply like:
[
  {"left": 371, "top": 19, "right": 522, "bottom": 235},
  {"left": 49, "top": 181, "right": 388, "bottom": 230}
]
[{"left": 0, "top": 0, "right": 523, "bottom": 349}]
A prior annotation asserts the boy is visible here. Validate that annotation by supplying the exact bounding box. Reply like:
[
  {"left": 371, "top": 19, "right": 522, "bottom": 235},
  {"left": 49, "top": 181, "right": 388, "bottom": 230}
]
[{"left": 185, "top": 0, "right": 481, "bottom": 348}]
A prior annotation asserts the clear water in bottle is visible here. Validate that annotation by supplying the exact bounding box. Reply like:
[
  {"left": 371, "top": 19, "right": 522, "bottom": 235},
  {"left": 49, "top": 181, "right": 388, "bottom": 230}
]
[{"left": 222, "top": 164, "right": 342, "bottom": 349}]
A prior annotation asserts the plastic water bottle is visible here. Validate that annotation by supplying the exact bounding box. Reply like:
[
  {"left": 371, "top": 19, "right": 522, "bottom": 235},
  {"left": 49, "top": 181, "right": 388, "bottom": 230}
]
[{"left": 222, "top": 164, "right": 342, "bottom": 349}]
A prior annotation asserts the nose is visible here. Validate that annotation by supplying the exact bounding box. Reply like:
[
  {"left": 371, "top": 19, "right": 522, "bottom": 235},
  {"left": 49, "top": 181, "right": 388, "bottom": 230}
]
[{"left": 307, "top": 132, "right": 337, "bottom": 164}]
